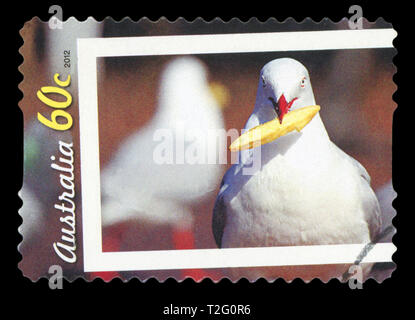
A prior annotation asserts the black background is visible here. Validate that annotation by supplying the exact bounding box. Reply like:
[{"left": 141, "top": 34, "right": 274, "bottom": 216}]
[{"left": 8, "top": 1, "right": 410, "bottom": 316}]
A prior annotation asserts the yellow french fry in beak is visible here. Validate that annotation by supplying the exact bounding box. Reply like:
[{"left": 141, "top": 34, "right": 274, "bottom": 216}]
[{"left": 229, "top": 105, "right": 320, "bottom": 151}]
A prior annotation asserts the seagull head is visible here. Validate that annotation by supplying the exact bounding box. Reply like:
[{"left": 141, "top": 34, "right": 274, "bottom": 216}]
[
  {"left": 257, "top": 58, "right": 316, "bottom": 123},
  {"left": 161, "top": 56, "right": 208, "bottom": 91},
  {"left": 159, "top": 57, "right": 229, "bottom": 114},
  {"left": 229, "top": 58, "right": 321, "bottom": 152}
]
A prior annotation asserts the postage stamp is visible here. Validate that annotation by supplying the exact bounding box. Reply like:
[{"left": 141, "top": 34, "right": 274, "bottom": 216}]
[{"left": 18, "top": 14, "right": 396, "bottom": 284}]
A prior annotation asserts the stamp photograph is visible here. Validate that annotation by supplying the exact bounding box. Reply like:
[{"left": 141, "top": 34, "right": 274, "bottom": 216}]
[{"left": 18, "top": 17, "right": 396, "bottom": 283}]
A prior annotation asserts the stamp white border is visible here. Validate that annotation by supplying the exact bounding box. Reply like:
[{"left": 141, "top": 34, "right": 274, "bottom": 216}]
[{"left": 78, "top": 29, "right": 396, "bottom": 272}]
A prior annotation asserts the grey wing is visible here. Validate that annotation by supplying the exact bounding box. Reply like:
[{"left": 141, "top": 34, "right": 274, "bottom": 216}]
[
  {"left": 212, "top": 120, "right": 256, "bottom": 248},
  {"left": 375, "top": 181, "right": 396, "bottom": 243},
  {"left": 212, "top": 113, "right": 260, "bottom": 248},
  {"left": 362, "top": 184, "right": 382, "bottom": 242},
  {"left": 212, "top": 178, "right": 228, "bottom": 248},
  {"left": 212, "top": 165, "right": 238, "bottom": 248},
  {"left": 332, "top": 144, "right": 382, "bottom": 240},
  {"left": 349, "top": 154, "right": 381, "bottom": 240}
]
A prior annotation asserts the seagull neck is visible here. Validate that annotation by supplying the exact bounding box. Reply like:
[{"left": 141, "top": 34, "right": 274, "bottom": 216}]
[
  {"left": 287, "top": 112, "right": 331, "bottom": 157},
  {"left": 301, "top": 112, "right": 329, "bottom": 139}
]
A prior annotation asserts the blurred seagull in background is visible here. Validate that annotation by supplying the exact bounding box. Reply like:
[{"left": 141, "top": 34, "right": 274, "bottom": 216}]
[
  {"left": 375, "top": 181, "right": 396, "bottom": 243},
  {"left": 369, "top": 181, "right": 396, "bottom": 281},
  {"left": 100, "top": 57, "right": 227, "bottom": 280},
  {"left": 19, "top": 186, "right": 43, "bottom": 243},
  {"left": 19, "top": 122, "right": 72, "bottom": 246},
  {"left": 213, "top": 58, "right": 381, "bottom": 281}
]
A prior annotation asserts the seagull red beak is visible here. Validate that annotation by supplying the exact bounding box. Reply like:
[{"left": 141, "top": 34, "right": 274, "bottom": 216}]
[{"left": 269, "top": 94, "right": 298, "bottom": 124}]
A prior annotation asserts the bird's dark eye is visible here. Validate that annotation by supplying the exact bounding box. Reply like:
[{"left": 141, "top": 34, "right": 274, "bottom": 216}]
[
  {"left": 300, "top": 77, "right": 306, "bottom": 88},
  {"left": 262, "top": 76, "right": 266, "bottom": 88}
]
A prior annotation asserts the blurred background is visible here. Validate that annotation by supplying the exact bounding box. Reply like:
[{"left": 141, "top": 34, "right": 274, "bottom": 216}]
[{"left": 19, "top": 18, "right": 395, "bottom": 281}]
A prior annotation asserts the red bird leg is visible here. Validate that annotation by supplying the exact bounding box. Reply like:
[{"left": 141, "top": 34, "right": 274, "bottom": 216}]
[
  {"left": 89, "top": 226, "right": 123, "bottom": 281},
  {"left": 172, "top": 226, "right": 209, "bottom": 281}
]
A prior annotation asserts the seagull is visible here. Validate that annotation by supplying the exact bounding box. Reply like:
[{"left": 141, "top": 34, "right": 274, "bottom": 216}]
[
  {"left": 18, "top": 186, "right": 43, "bottom": 243},
  {"left": 19, "top": 121, "right": 72, "bottom": 244},
  {"left": 19, "top": 121, "right": 72, "bottom": 278},
  {"left": 212, "top": 58, "right": 381, "bottom": 281},
  {"left": 99, "top": 57, "right": 227, "bottom": 280}
]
